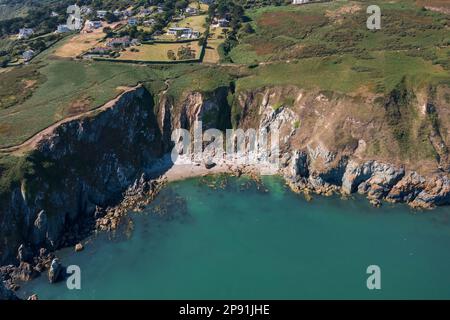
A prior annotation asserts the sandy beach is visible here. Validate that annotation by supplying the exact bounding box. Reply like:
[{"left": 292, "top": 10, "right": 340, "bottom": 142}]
[{"left": 149, "top": 153, "right": 280, "bottom": 183}]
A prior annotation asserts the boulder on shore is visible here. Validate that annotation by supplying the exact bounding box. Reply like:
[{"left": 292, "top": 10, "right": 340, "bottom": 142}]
[
  {"left": 205, "top": 161, "right": 216, "bottom": 169},
  {"left": 48, "top": 258, "right": 63, "bottom": 284},
  {"left": 75, "top": 243, "right": 84, "bottom": 252},
  {"left": 0, "top": 280, "right": 19, "bottom": 300}
]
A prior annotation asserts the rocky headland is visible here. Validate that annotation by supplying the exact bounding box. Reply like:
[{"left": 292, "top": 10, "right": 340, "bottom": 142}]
[{"left": 0, "top": 81, "right": 449, "bottom": 299}]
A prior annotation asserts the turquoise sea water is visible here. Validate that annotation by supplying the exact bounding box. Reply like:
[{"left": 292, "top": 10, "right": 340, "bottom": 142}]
[{"left": 19, "top": 176, "right": 450, "bottom": 299}]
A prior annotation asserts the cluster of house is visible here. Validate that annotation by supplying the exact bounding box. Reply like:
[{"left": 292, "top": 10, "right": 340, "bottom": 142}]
[
  {"left": 172, "top": 6, "right": 200, "bottom": 23},
  {"left": 54, "top": 5, "right": 93, "bottom": 34},
  {"left": 95, "top": 6, "right": 161, "bottom": 28}
]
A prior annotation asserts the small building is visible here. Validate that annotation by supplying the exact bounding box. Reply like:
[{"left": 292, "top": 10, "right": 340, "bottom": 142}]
[
  {"left": 81, "top": 6, "right": 92, "bottom": 15},
  {"left": 179, "top": 30, "right": 200, "bottom": 39},
  {"left": 18, "top": 28, "right": 34, "bottom": 39},
  {"left": 218, "top": 18, "right": 230, "bottom": 27},
  {"left": 185, "top": 7, "right": 198, "bottom": 16},
  {"left": 167, "top": 27, "right": 200, "bottom": 39},
  {"left": 56, "top": 24, "right": 71, "bottom": 33},
  {"left": 143, "top": 19, "right": 156, "bottom": 27},
  {"left": 22, "top": 49, "right": 35, "bottom": 61},
  {"left": 128, "top": 18, "right": 138, "bottom": 26},
  {"left": 88, "top": 21, "right": 103, "bottom": 29},
  {"left": 139, "top": 8, "right": 153, "bottom": 15},
  {"left": 124, "top": 9, "right": 133, "bottom": 17},
  {"left": 106, "top": 36, "right": 131, "bottom": 48},
  {"left": 51, "top": 11, "right": 59, "bottom": 17},
  {"left": 172, "top": 15, "right": 185, "bottom": 22},
  {"left": 292, "top": 0, "right": 310, "bottom": 4},
  {"left": 97, "top": 10, "right": 108, "bottom": 19},
  {"left": 167, "top": 27, "right": 192, "bottom": 36}
]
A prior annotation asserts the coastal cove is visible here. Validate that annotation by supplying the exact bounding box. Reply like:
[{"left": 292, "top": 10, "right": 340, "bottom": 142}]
[{"left": 18, "top": 175, "right": 450, "bottom": 300}]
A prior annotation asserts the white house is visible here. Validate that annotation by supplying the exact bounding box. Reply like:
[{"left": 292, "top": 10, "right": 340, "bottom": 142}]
[
  {"left": 22, "top": 50, "right": 35, "bottom": 62},
  {"left": 179, "top": 30, "right": 200, "bottom": 39},
  {"left": 56, "top": 24, "right": 71, "bottom": 33},
  {"left": 128, "top": 18, "right": 138, "bottom": 26},
  {"left": 185, "top": 7, "right": 198, "bottom": 16},
  {"left": 18, "top": 28, "right": 34, "bottom": 39},
  {"left": 143, "top": 19, "right": 156, "bottom": 27},
  {"left": 139, "top": 8, "right": 153, "bottom": 15},
  {"left": 97, "top": 10, "right": 108, "bottom": 19},
  {"left": 167, "top": 27, "right": 192, "bottom": 36},
  {"left": 218, "top": 18, "right": 229, "bottom": 27},
  {"left": 81, "top": 6, "right": 92, "bottom": 15},
  {"left": 124, "top": 9, "right": 133, "bottom": 17},
  {"left": 292, "top": 0, "right": 310, "bottom": 4},
  {"left": 167, "top": 27, "right": 200, "bottom": 39},
  {"left": 88, "top": 21, "right": 103, "bottom": 29}
]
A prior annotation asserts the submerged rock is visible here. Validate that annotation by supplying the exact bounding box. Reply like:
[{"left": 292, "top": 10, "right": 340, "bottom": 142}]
[{"left": 74, "top": 243, "right": 84, "bottom": 252}]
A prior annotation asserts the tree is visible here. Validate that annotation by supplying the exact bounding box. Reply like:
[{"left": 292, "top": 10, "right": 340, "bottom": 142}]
[
  {"left": 30, "top": 40, "right": 46, "bottom": 52},
  {"left": 242, "top": 23, "right": 255, "bottom": 34},
  {"left": 103, "top": 26, "right": 113, "bottom": 37},
  {"left": 104, "top": 12, "right": 119, "bottom": 24},
  {"left": 0, "top": 56, "right": 11, "bottom": 68},
  {"left": 167, "top": 49, "right": 176, "bottom": 60}
]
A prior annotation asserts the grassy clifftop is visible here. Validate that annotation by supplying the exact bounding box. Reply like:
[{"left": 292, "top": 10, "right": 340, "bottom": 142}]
[{"left": 0, "top": 0, "right": 448, "bottom": 152}]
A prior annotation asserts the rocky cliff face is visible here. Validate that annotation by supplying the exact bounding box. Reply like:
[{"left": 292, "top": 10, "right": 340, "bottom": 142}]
[
  {"left": 232, "top": 85, "right": 449, "bottom": 209},
  {"left": 0, "top": 82, "right": 449, "bottom": 273},
  {"left": 0, "top": 86, "right": 163, "bottom": 265}
]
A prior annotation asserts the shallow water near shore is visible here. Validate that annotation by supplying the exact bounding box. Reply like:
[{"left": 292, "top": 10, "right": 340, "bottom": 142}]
[{"left": 19, "top": 176, "right": 450, "bottom": 299}]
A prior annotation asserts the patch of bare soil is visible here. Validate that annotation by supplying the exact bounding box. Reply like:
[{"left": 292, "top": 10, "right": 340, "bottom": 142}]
[
  {"left": 0, "top": 123, "right": 12, "bottom": 136},
  {"left": 326, "top": 4, "right": 362, "bottom": 24},
  {"left": 64, "top": 96, "right": 94, "bottom": 117},
  {"left": 416, "top": 0, "right": 450, "bottom": 14},
  {"left": 22, "top": 79, "right": 37, "bottom": 89}
]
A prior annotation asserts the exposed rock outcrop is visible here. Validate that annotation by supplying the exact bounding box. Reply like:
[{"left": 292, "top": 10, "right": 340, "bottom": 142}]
[
  {"left": 0, "top": 280, "right": 18, "bottom": 300},
  {"left": 0, "top": 85, "right": 164, "bottom": 265},
  {"left": 0, "top": 82, "right": 449, "bottom": 291}
]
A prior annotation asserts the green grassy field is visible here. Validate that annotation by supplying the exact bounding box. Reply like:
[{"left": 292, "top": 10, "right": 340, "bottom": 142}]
[
  {"left": 236, "top": 51, "right": 450, "bottom": 93},
  {"left": 229, "top": 0, "right": 450, "bottom": 94},
  {"left": 230, "top": 0, "right": 450, "bottom": 65},
  {"left": 0, "top": 56, "right": 233, "bottom": 147},
  {"left": 0, "top": 0, "right": 449, "bottom": 149}
]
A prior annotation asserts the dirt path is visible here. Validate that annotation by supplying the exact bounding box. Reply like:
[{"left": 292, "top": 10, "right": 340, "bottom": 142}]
[{"left": 0, "top": 85, "right": 141, "bottom": 156}]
